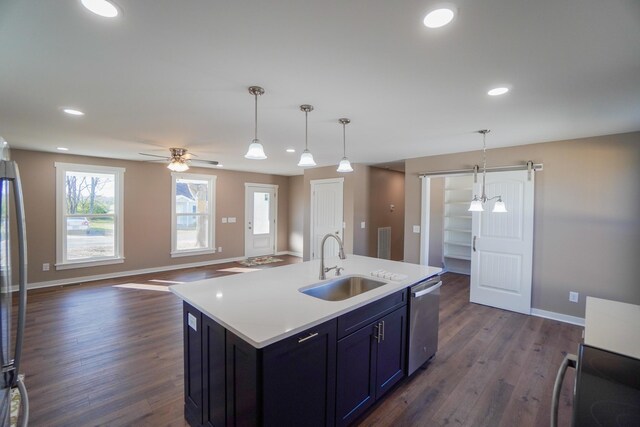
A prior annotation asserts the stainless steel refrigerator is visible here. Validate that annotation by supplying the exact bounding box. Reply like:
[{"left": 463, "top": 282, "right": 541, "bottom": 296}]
[{"left": 0, "top": 138, "right": 29, "bottom": 427}]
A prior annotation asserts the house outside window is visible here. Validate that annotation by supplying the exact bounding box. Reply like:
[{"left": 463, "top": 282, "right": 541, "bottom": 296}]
[
  {"left": 171, "top": 173, "right": 216, "bottom": 257},
  {"left": 55, "top": 163, "right": 125, "bottom": 269}
]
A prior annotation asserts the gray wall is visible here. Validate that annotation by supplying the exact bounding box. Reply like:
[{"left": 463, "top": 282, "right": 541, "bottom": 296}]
[{"left": 404, "top": 131, "right": 640, "bottom": 318}]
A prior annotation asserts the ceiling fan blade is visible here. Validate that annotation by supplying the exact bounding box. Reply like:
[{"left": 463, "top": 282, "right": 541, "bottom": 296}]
[
  {"left": 139, "top": 152, "right": 170, "bottom": 159},
  {"left": 190, "top": 159, "right": 219, "bottom": 166}
]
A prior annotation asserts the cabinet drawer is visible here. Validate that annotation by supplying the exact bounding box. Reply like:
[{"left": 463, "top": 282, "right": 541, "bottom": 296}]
[{"left": 337, "top": 290, "right": 407, "bottom": 339}]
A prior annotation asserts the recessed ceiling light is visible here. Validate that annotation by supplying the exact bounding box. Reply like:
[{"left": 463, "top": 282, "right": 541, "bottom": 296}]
[
  {"left": 57, "top": 147, "right": 69, "bottom": 151},
  {"left": 286, "top": 148, "right": 296, "bottom": 153},
  {"left": 81, "top": 0, "right": 119, "bottom": 18},
  {"left": 423, "top": 8, "right": 456, "bottom": 28},
  {"left": 63, "top": 108, "right": 85, "bottom": 116},
  {"left": 217, "top": 164, "right": 224, "bottom": 168},
  {"left": 487, "top": 87, "right": 510, "bottom": 96}
]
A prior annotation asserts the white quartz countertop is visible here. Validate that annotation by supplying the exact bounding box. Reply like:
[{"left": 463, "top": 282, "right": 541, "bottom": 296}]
[
  {"left": 170, "top": 255, "right": 441, "bottom": 348},
  {"left": 584, "top": 296, "right": 640, "bottom": 359}
]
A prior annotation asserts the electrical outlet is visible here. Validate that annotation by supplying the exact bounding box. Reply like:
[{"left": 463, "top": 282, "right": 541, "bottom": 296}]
[
  {"left": 360, "top": 221, "right": 366, "bottom": 229},
  {"left": 42, "top": 263, "right": 50, "bottom": 271},
  {"left": 218, "top": 246, "right": 222, "bottom": 253},
  {"left": 228, "top": 217, "right": 236, "bottom": 223},
  {"left": 221, "top": 217, "right": 228, "bottom": 223},
  {"left": 569, "top": 291, "right": 579, "bottom": 303},
  {"left": 413, "top": 225, "right": 421, "bottom": 233}
]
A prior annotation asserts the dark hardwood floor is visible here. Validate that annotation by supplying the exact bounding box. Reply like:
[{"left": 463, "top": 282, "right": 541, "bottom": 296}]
[{"left": 16, "top": 258, "right": 581, "bottom": 426}]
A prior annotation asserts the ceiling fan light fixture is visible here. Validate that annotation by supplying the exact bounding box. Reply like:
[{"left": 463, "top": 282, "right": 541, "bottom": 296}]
[
  {"left": 167, "top": 159, "right": 189, "bottom": 172},
  {"left": 245, "top": 86, "right": 267, "bottom": 160},
  {"left": 81, "top": 0, "right": 119, "bottom": 18}
]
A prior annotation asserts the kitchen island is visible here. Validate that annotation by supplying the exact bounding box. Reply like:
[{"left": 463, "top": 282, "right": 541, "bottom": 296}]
[{"left": 171, "top": 255, "right": 441, "bottom": 427}]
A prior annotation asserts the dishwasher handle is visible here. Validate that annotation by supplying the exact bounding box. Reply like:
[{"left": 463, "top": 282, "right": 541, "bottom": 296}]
[{"left": 412, "top": 281, "right": 442, "bottom": 298}]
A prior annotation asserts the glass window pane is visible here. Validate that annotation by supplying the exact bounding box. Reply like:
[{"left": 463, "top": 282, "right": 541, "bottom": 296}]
[
  {"left": 65, "top": 171, "right": 115, "bottom": 215},
  {"left": 176, "top": 215, "right": 209, "bottom": 250},
  {"left": 176, "top": 179, "right": 208, "bottom": 214},
  {"left": 253, "top": 192, "right": 270, "bottom": 235},
  {"left": 66, "top": 216, "right": 115, "bottom": 260}
]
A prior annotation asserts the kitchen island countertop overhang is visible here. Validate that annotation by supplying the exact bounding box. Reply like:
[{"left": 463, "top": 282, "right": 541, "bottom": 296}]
[{"left": 170, "top": 255, "right": 441, "bottom": 348}]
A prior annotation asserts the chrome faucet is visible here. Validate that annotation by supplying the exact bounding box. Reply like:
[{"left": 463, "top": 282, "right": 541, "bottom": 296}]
[{"left": 319, "top": 233, "right": 346, "bottom": 280}]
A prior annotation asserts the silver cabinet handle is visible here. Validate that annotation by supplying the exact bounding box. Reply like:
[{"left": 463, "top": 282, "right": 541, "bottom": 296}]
[
  {"left": 381, "top": 320, "right": 385, "bottom": 342},
  {"left": 550, "top": 353, "right": 577, "bottom": 427},
  {"left": 298, "top": 332, "right": 319, "bottom": 343},
  {"left": 472, "top": 235, "right": 477, "bottom": 252},
  {"left": 374, "top": 324, "right": 381, "bottom": 343}
]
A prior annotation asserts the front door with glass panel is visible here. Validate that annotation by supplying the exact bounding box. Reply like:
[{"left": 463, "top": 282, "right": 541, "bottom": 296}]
[{"left": 245, "top": 184, "right": 277, "bottom": 258}]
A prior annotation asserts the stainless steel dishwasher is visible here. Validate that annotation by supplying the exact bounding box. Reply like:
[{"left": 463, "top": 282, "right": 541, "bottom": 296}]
[{"left": 407, "top": 275, "right": 442, "bottom": 376}]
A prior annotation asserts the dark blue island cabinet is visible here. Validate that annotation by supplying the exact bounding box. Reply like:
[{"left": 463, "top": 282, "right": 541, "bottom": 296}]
[{"left": 182, "top": 289, "right": 407, "bottom": 427}]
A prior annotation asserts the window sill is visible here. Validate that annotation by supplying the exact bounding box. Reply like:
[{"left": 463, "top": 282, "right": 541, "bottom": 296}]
[
  {"left": 55, "top": 257, "right": 125, "bottom": 270},
  {"left": 170, "top": 249, "right": 216, "bottom": 258}
]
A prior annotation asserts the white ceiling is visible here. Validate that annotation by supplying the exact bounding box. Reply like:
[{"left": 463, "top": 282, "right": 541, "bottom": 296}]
[{"left": 1, "top": 0, "right": 639, "bottom": 176}]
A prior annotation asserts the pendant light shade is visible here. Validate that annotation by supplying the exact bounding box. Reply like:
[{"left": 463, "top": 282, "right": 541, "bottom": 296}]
[
  {"left": 492, "top": 198, "right": 507, "bottom": 213},
  {"left": 337, "top": 118, "right": 353, "bottom": 173},
  {"left": 468, "top": 129, "right": 507, "bottom": 213},
  {"left": 245, "top": 86, "right": 267, "bottom": 160},
  {"left": 167, "top": 159, "right": 189, "bottom": 172},
  {"left": 337, "top": 157, "right": 353, "bottom": 173},
  {"left": 468, "top": 196, "right": 484, "bottom": 212},
  {"left": 297, "top": 105, "right": 316, "bottom": 167}
]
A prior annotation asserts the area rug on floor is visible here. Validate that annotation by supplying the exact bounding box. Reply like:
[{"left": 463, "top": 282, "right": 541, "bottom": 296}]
[{"left": 238, "top": 256, "right": 283, "bottom": 267}]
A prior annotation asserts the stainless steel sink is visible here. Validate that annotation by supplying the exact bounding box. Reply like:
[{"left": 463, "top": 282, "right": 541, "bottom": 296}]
[{"left": 300, "top": 275, "right": 388, "bottom": 301}]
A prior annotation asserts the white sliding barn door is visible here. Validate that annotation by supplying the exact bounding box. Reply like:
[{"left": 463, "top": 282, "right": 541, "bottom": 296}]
[
  {"left": 310, "top": 178, "right": 344, "bottom": 260},
  {"left": 470, "top": 170, "right": 534, "bottom": 314}
]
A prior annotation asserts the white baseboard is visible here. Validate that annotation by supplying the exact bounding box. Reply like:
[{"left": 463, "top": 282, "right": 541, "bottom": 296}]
[
  {"left": 25, "top": 255, "right": 247, "bottom": 291},
  {"left": 530, "top": 308, "right": 585, "bottom": 326},
  {"left": 276, "top": 251, "right": 303, "bottom": 258}
]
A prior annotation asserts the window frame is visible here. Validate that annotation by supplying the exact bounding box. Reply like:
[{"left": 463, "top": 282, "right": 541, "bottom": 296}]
[
  {"left": 55, "top": 162, "right": 125, "bottom": 270},
  {"left": 171, "top": 172, "right": 217, "bottom": 257}
]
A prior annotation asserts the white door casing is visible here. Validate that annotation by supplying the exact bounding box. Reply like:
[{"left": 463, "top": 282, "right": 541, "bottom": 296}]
[
  {"left": 244, "top": 183, "right": 277, "bottom": 258},
  {"left": 310, "top": 178, "right": 344, "bottom": 260},
  {"left": 470, "top": 170, "right": 534, "bottom": 314}
]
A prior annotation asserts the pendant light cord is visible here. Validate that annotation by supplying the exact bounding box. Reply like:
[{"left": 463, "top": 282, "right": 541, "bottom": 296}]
[
  {"left": 254, "top": 93, "right": 258, "bottom": 141},
  {"left": 342, "top": 123, "right": 346, "bottom": 157},
  {"left": 305, "top": 110, "right": 308, "bottom": 150}
]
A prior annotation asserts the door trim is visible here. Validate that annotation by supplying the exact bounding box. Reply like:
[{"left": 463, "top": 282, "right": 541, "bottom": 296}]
[
  {"left": 310, "top": 178, "right": 344, "bottom": 260},
  {"left": 244, "top": 183, "right": 278, "bottom": 257}
]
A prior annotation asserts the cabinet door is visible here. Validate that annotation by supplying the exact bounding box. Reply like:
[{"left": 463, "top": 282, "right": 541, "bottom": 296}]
[
  {"left": 202, "top": 316, "right": 226, "bottom": 427},
  {"left": 183, "top": 303, "right": 203, "bottom": 427},
  {"left": 336, "top": 322, "right": 377, "bottom": 427},
  {"left": 262, "top": 319, "right": 337, "bottom": 427},
  {"left": 375, "top": 307, "right": 407, "bottom": 398}
]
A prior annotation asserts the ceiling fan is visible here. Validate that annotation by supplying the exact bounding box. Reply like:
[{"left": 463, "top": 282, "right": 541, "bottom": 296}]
[{"left": 139, "top": 147, "right": 219, "bottom": 172}]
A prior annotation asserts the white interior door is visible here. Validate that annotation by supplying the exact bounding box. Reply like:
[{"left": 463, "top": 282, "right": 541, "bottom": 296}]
[
  {"left": 310, "top": 178, "right": 344, "bottom": 260},
  {"left": 245, "top": 184, "right": 277, "bottom": 258},
  {"left": 470, "top": 170, "right": 534, "bottom": 314}
]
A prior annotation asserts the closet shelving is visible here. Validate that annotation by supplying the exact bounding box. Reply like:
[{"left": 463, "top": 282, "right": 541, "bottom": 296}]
[{"left": 443, "top": 175, "right": 474, "bottom": 274}]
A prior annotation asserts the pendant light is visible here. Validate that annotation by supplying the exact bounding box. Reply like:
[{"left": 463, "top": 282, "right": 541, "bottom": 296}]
[
  {"left": 337, "top": 118, "right": 353, "bottom": 173},
  {"left": 244, "top": 86, "right": 267, "bottom": 160},
  {"left": 297, "top": 105, "right": 316, "bottom": 167},
  {"left": 469, "top": 129, "right": 507, "bottom": 213}
]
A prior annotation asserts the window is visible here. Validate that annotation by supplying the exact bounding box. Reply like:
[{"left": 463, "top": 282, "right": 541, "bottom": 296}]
[
  {"left": 171, "top": 173, "right": 216, "bottom": 257},
  {"left": 55, "top": 163, "right": 125, "bottom": 269}
]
